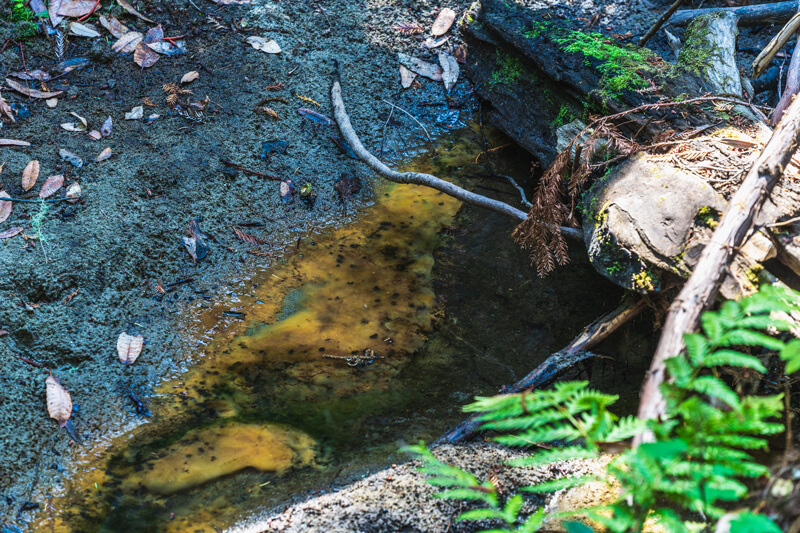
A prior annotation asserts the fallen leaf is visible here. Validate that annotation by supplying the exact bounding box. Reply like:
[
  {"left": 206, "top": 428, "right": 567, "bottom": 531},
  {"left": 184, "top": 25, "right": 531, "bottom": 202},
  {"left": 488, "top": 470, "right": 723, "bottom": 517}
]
[
  {"left": 146, "top": 40, "right": 186, "bottom": 55},
  {"left": 423, "top": 36, "right": 449, "bottom": 49},
  {"left": 88, "top": 130, "right": 102, "bottom": 140},
  {"left": 183, "top": 218, "right": 210, "bottom": 262},
  {"left": 117, "top": 0, "right": 155, "bottom": 23},
  {"left": 46, "top": 98, "right": 58, "bottom": 108},
  {"left": 398, "top": 53, "right": 443, "bottom": 81},
  {"left": 46, "top": 374, "right": 72, "bottom": 428},
  {"left": 0, "top": 139, "right": 30, "bottom": 147},
  {"left": 297, "top": 107, "right": 333, "bottom": 125},
  {"left": 99, "top": 15, "right": 129, "bottom": 38},
  {"left": 125, "top": 106, "right": 144, "bottom": 120},
  {"left": 40, "top": 175, "right": 64, "bottom": 198},
  {"left": 247, "top": 36, "right": 281, "bottom": 54},
  {"left": 22, "top": 160, "right": 40, "bottom": 191},
  {"left": 0, "top": 227, "right": 23, "bottom": 239},
  {"left": 65, "top": 181, "right": 81, "bottom": 202},
  {"left": 431, "top": 8, "right": 456, "bottom": 36},
  {"left": 0, "top": 192, "right": 11, "bottom": 224},
  {"left": 57, "top": 0, "right": 96, "bottom": 17},
  {"left": 59, "top": 148, "right": 83, "bottom": 168},
  {"left": 399, "top": 65, "right": 417, "bottom": 89},
  {"left": 69, "top": 22, "right": 100, "bottom": 38},
  {"left": 143, "top": 24, "right": 163, "bottom": 44},
  {"left": 100, "top": 116, "right": 113, "bottom": 137},
  {"left": 30, "top": 0, "right": 47, "bottom": 14},
  {"left": 96, "top": 147, "right": 113, "bottom": 162},
  {"left": 8, "top": 69, "right": 50, "bottom": 81},
  {"left": 280, "top": 179, "right": 295, "bottom": 204},
  {"left": 0, "top": 94, "right": 14, "bottom": 122},
  {"left": 117, "top": 332, "right": 144, "bottom": 365},
  {"left": 133, "top": 42, "right": 160, "bottom": 68},
  {"left": 5, "top": 78, "right": 63, "bottom": 99},
  {"left": 454, "top": 45, "right": 467, "bottom": 64},
  {"left": 50, "top": 0, "right": 65, "bottom": 26},
  {"left": 181, "top": 71, "right": 199, "bottom": 84},
  {"left": 111, "top": 32, "right": 143, "bottom": 54},
  {"left": 439, "top": 53, "right": 459, "bottom": 91},
  {"left": 61, "top": 111, "right": 88, "bottom": 132}
]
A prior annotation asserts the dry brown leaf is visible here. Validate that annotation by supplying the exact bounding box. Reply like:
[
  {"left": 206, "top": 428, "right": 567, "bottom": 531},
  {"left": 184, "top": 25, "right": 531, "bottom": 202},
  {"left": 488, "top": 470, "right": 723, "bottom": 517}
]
[
  {"left": 22, "top": 160, "right": 40, "bottom": 191},
  {"left": 398, "top": 53, "right": 443, "bottom": 81},
  {"left": 454, "top": 45, "right": 467, "bottom": 64},
  {"left": 66, "top": 181, "right": 81, "bottom": 202},
  {"left": 439, "top": 52, "right": 459, "bottom": 91},
  {"left": 0, "top": 139, "right": 31, "bottom": 147},
  {"left": 49, "top": 0, "right": 65, "bottom": 26},
  {"left": 99, "top": 15, "right": 129, "bottom": 38},
  {"left": 399, "top": 65, "right": 417, "bottom": 89},
  {"left": 111, "top": 31, "right": 143, "bottom": 54},
  {"left": 256, "top": 106, "right": 279, "bottom": 119},
  {"left": 96, "top": 147, "right": 113, "bottom": 162},
  {"left": 431, "top": 8, "right": 456, "bottom": 36},
  {"left": 46, "top": 98, "right": 58, "bottom": 108},
  {"left": 117, "top": 0, "right": 155, "bottom": 23},
  {"left": 5, "top": 78, "right": 63, "bottom": 99},
  {"left": 133, "top": 42, "right": 159, "bottom": 68},
  {"left": 181, "top": 70, "right": 199, "bottom": 84},
  {"left": 0, "top": 227, "right": 23, "bottom": 239},
  {"left": 101, "top": 116, "right": 113, "bottom": 137},
  {"left": 88, "top": 130, "right": 102, "bottom": 140},
  {"left": 0, "top": 191, "right": 11, "bottom": 224},
  {"left": 57, "top": 0, "right": 95, "bottom": 17},
  {"left": 0, "top": 94, "right": 15, "bottom": 123},
  {"left": 46, "top": 373, "right": 72, "bottom": 428},
  {"left": 117, "top": 332, "right": 144, "bottom": 365},
  {"left": 70, "top": 22, "right": 100, "bottom": 38},
  {"left": 40, "top": 175, "right": 64, "bottom": 198},
  {"left": 125, "top": 106, "right": 144, "bottom": 120}
]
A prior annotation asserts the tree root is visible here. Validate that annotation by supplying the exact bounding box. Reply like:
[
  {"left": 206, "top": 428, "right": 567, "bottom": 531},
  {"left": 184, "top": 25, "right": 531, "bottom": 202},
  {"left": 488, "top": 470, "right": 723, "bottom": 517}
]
[
  {"left": 329, "top": 61, "right": 583, "bottom": 240},
  {"left": 440, "top": 296, "right": 647, "bottom": 443}
]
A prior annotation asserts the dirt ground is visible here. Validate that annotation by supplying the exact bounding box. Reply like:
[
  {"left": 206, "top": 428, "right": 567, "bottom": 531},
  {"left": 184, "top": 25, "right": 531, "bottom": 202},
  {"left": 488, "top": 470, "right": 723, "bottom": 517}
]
[{"left": 0, "top": 0, "right": 785, "bottom": 531}]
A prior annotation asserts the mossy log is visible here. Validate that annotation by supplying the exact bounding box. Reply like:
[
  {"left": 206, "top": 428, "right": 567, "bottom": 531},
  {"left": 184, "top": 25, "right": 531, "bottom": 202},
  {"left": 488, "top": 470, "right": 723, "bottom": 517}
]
[{"left": 464, "top": 0, "right": 800, "bottom": 295}]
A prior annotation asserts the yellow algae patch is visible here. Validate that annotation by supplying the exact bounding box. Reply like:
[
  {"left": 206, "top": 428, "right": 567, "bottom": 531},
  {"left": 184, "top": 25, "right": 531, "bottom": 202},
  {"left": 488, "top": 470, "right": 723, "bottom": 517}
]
[
  {"left": 125, "top": 422, "right": 316, "bottom": 494},
  {"left": 175, "top": 180, "right": 462, "bottom": 403}
]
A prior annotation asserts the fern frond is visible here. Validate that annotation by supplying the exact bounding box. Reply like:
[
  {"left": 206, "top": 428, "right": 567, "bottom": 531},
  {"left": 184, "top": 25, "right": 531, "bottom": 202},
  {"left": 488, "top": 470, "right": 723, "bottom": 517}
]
[
  {"left": 603, "top": 415, "right": 646, "bottom": 442},
  {"left": 702, "top": 350, "right": 766, "bottom": 372},
  {"left": 686, "top": 375, "right": 740, "bottom": 408},
  {"left": 521, "top": 475, "right": 596, "bottom": 493},
  {"left": 717, "top": 329, "right": 786, "bottom": 351},
  {"left": 506, "top": 447, "right": 598, "bottom": 468}
]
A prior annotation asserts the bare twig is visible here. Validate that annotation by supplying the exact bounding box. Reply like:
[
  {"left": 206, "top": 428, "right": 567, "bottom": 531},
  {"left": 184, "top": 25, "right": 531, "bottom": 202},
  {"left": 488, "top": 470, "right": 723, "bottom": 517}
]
[
  {"left": 495, "top": 174, "right": 532, "bottom": 208},
  {"left": 380, "top": 99, "right": 431, "bottom": 143},
  {"left": 638, "top": 0, "right": 688, "bottom": 47},
  {"left": 635, "top": 90, "right": 800, "bottom": 445},
  {"left": 331, "top": 61, "right": 582, "bottom": 238}
]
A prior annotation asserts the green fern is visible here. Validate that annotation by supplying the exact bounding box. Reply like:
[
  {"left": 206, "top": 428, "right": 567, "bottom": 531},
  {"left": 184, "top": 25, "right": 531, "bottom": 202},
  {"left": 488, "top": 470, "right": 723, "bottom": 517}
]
[{"left": 407, "top": 285, "right": 800, "bottom": 532}]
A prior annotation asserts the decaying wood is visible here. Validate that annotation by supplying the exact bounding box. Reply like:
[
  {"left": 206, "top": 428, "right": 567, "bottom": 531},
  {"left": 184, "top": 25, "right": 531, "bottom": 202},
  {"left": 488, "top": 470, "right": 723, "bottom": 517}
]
[
  {"left": 638, "top": 0, "right": 688, "bottom": 47},
  {"left": 442, "top": 297, "right": 647, "bottom": 443},
  {"left": 752, "top": 10, "right": 800, "bottom": 79},
  {"left": 636, "top": 94, "right": 800, "bottom": 443},
  {"left": 774, "top": 13, "right": 800, "bottom": 126},
  {"left": 329, "top": 61, "right": 583, "bottom": 240},
  {"left": 670, "top": 1, "right": 799, "bottom": 26}
]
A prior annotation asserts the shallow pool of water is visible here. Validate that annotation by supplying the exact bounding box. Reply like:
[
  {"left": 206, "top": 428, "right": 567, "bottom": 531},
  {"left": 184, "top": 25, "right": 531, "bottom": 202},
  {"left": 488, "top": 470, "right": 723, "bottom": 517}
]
[{"left": 27, "top": 126, "right": 646, "bottom": 533}]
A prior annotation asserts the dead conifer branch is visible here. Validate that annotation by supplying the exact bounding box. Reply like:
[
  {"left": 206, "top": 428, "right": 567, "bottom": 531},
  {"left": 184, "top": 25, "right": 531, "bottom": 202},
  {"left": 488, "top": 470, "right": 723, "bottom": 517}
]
[{"left": 330, "top": 61, "right": 581, "bottom": 236}]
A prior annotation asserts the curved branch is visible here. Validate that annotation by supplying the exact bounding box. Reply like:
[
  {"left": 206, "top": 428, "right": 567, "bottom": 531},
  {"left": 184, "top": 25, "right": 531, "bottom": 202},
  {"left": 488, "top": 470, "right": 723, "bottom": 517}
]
[{"left": 330, "top": 61, "right": 583, "bottom": 241}]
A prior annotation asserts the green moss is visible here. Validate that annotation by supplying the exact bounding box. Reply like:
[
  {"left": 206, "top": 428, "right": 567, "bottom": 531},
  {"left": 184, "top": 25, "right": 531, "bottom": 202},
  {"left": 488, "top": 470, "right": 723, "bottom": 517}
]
[
  {"left": 745, "top": 264, "right": 763, "bottom": 288},
  {"left": 606, "top": 262, "right": 623, "bottom": 276},
  {"left": 526, "top": 22, "right": 656, "bottom": 100},
  {"left": 696, "top": 205, "right": 720, "bottom": 229},
  {"left": 489, "top": 51, "right": 525, "bottom": 89},
  {"left": 632, "top": 270, "right": 655, "bottom": 292},
  {"left": 551, "top": 104, "right": 577, "bottom": 129},
  {"left": 674, "top": 13, "right": 727, "bottom": 79}
]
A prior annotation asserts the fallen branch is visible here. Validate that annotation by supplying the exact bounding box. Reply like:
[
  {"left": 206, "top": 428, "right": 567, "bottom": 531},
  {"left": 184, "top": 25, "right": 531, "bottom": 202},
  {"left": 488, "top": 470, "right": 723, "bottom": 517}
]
[
  {"left": 638, "top": 0, "right": 688, "bottom": 47},
  {"left": 441, "top": 297, "right": 647, "bottom": 443},
  {"left": 636, "top": 92, "right": 800, "bottom": 444},
  {"left": 773, "top": 16, "right": 800, "bottom": 126},
  {"left": 330, "top": 61, "right": 583, "bottom": 239},
  {"left": 752, "top": 9, "right": 800, "bottom": 79},
  {"left": 670, "top": 1, "right": 799, "bottom": 26}
]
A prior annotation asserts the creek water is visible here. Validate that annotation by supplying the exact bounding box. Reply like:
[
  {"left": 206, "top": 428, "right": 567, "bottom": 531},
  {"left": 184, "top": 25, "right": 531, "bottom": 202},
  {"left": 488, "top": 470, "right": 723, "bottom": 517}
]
[{"left": 27, "top": 126, "right": 648, "bottom": 533}]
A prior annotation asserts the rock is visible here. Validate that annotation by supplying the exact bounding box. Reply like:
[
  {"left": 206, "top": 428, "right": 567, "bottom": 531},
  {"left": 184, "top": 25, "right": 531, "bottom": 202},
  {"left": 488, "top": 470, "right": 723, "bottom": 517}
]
[{"left": 582, "top": 154, "right": 725, "bottom": 293}]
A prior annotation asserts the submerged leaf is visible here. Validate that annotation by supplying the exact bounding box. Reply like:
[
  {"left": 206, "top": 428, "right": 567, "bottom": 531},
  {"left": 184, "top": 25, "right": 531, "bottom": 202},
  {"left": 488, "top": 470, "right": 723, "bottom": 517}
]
[
  {"left": 117, "top": 332, "right": 144, "bottom": 365},
  {"left": 46, "top": 374, "right": 72, "bottom": 428}
]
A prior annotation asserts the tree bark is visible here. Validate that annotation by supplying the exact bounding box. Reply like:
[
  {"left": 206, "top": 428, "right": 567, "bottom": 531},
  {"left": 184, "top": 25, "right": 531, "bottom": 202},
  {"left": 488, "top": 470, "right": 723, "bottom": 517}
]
[
  {"left": 671, "top": 1, "right": 799, "bottom": 26},
  {"left": 636, "top": 94, "right": 800, "bottom": 441}
]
